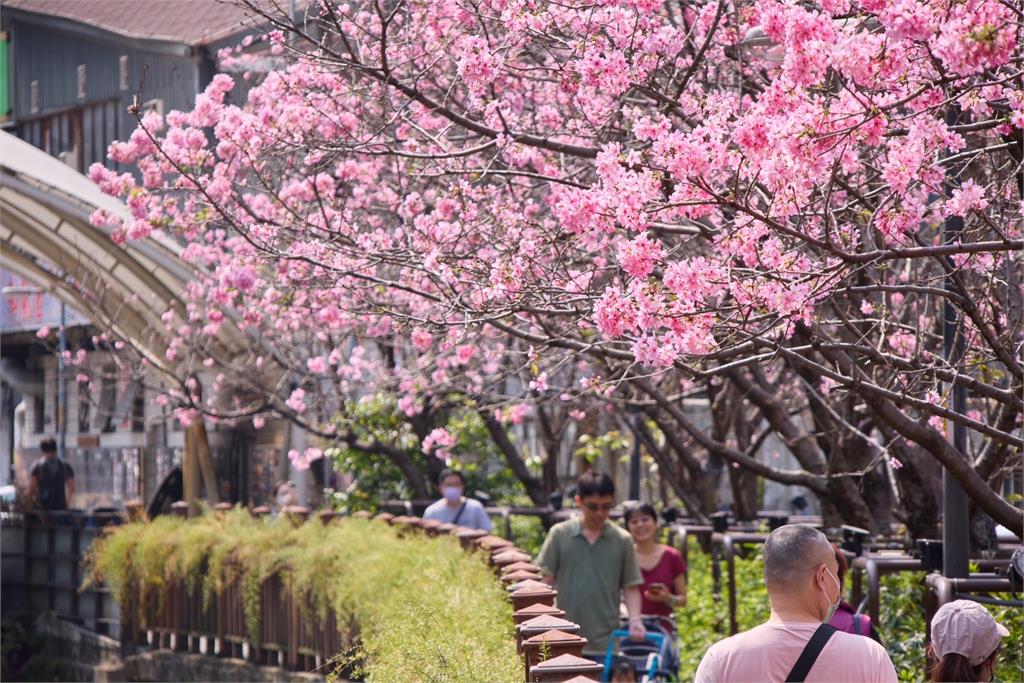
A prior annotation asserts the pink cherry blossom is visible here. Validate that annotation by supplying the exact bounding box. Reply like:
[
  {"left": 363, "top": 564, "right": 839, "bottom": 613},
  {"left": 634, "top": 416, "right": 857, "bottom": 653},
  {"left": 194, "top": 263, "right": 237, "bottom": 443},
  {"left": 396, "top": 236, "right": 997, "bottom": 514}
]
[
  {"left": 421, "top": 428, "right": 456, "bottom": 457},
  {"left": 285, "top": 388, "right": 307, "bottom": 414},
  {"left": 82, "top": 0, "right": 1024, "bottom": 535}
]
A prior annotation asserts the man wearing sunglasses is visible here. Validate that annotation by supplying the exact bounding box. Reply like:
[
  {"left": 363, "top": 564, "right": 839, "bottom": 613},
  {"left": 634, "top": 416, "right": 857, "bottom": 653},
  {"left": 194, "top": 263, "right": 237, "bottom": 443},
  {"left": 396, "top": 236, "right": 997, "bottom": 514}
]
[{"left": 536, "top": 469, "right": 646, "bottom": 662}]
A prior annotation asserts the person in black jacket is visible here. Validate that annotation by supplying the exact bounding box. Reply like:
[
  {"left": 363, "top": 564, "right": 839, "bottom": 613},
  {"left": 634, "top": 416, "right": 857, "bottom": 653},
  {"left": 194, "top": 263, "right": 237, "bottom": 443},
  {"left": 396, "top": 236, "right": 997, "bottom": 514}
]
[{"left": 26, "top": 438, "right": 75, "bottom": 510}]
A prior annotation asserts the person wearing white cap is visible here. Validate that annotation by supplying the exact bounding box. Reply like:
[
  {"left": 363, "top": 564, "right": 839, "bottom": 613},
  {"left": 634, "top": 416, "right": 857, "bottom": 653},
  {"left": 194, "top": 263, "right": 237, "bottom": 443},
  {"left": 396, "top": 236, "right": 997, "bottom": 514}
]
[{"left": 929, "top": 599, "right": 1009, "bottom": 682}]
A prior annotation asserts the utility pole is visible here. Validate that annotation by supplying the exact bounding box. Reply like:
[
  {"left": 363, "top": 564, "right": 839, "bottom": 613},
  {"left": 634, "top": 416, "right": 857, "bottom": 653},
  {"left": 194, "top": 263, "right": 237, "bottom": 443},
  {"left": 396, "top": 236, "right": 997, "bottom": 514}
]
[
  {"left": 57, "top": 301, "right": 67, "bottom": 462},
  {"left": 628, "top": 406, "right": 641, "bottom": 500},
  {"left": 942, "top": 105, "right": 970, "bottom": 579}
]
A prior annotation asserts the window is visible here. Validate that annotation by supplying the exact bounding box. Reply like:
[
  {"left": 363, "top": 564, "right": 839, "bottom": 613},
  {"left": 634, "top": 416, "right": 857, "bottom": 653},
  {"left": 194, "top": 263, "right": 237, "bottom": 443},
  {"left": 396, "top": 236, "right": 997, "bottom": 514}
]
[
  {"left": 131, "top": 389, "right": 145, "bottom": 433},
  {"left": 77, "top": 374, "right": 91, "bottom": 433},
  {"left": 77, "top": 64, "right": 87, "bottom": 100},
  {"left": 119, "top": 55, "right": 129, "bottom": 91},
  {"left": 33, "top": 394, "right": 44, "bottom": 433},
  {"left": 96, "top": 364, "right": 117, "bottom": 433}
]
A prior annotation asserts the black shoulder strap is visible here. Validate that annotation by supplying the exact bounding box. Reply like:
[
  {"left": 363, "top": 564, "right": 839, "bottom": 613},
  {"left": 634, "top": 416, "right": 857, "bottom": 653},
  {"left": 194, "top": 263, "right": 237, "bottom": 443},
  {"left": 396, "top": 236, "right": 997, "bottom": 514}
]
[
  {"left": 785, "top": 624, "right": 837, "bottom": 683},
  {"left": 452, "top": 501, "right": 468, "bottom": 525}
]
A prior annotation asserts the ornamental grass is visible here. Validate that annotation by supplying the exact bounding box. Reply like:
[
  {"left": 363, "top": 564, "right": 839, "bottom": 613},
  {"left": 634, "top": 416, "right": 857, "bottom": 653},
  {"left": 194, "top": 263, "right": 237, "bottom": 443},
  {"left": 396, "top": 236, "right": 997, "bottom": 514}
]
[{"left": 84, "top": 510, "right": 521, "bottom": 683}]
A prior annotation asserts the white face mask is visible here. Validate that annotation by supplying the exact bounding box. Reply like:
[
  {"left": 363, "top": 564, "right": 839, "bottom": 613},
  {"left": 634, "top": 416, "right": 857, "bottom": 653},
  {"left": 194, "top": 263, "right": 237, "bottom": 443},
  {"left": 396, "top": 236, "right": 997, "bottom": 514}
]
[
  {"left": 821, "top": 568, "right": 842, "bottom": 623},
  {"left": 276, "top": 485, "right": 295, "bottom": 509}
]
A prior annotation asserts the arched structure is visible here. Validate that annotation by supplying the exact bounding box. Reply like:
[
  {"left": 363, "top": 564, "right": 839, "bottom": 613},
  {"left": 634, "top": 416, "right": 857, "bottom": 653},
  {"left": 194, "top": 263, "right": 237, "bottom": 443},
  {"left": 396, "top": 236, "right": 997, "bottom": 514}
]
[
  {"left": 1, "top": 131, "right": 304, "bottom": 510},
  {"left": 0, "top": 130, "right": 241, "bottom": 374}
]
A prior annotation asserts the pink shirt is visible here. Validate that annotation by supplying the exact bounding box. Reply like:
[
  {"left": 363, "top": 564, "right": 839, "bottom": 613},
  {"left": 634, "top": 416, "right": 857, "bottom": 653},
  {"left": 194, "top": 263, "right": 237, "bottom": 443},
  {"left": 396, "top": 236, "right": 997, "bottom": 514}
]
[{"left": 694, "top": 621, "right": 897, "bottom": 683}]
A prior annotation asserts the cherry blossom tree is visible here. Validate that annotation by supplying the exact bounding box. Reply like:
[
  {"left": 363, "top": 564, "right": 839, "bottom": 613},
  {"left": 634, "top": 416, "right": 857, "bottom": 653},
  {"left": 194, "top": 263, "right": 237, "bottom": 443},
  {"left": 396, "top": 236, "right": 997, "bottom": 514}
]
[{"left": 90, "top": 0, "right": 1023, "bottom": 537}]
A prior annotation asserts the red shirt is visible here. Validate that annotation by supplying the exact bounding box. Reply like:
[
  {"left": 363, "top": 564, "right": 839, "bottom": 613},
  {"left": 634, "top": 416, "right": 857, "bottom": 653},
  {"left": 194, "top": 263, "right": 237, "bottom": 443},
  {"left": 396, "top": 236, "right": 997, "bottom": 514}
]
[{"left": 639, "top": 545, "right": 686, "bottom": 617}]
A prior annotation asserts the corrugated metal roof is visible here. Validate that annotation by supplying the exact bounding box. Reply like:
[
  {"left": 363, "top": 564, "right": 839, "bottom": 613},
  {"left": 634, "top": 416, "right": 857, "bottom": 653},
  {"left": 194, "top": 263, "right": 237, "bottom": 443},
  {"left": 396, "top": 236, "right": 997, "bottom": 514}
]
[{"left": 5, "top": 0, "right": 262, "bottom": 46}]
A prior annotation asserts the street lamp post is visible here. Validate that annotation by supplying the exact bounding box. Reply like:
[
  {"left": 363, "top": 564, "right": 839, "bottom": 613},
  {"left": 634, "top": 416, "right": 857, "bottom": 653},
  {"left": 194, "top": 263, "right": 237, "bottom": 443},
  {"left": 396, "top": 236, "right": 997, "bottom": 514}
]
[
  {"left": 942, "top": 106, "right": 970, "bottom": 579},
  {"left": 58, "top": 301, "right": 67, "bottom": 462},
  {"left": 627, "top": 405, "right": 642, "bottom": 501}
]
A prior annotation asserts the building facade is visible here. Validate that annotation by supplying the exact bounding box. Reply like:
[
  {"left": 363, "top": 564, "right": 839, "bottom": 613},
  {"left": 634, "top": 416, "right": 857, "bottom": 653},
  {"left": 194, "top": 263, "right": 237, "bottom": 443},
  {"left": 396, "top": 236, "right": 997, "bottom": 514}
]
[{"left": 1, "top": 0, "right": 262, "bottom": 168}]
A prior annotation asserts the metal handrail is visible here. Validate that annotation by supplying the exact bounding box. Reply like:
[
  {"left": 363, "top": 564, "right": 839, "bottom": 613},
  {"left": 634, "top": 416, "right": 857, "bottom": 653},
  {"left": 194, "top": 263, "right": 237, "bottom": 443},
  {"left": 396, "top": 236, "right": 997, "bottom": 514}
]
[
  {"left": 711, "top": 532, "right": 769, "bottom": 635},
  {"left": 848, "top": 555, "right": 921, "bottom": 625},
  {"left": 923, "top": 573, "right": 1020, "bottom": 644}
]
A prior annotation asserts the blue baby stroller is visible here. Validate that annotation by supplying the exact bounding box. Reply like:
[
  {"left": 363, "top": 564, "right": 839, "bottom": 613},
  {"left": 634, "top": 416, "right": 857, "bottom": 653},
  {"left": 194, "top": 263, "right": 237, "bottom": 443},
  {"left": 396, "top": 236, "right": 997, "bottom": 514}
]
[{"left": 601, "top": 616, "right": 678, "bottom": 682}]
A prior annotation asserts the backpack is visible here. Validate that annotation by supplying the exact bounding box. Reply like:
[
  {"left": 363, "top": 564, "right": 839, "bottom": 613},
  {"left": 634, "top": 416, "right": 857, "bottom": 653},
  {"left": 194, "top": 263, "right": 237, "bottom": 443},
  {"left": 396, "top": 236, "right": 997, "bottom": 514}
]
[{"left": 853, "top": 611, "right": 882, "bottom": 645}]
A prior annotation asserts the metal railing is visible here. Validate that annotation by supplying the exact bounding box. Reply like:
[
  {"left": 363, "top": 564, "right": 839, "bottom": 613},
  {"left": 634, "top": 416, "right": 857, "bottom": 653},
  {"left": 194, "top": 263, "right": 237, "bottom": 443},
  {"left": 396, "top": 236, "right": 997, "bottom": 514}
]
[
  {"left": 847, "top": 554, "right": 1016, "bottom": 628},
  {"left": 377, "top": 500, "right": 572, "bottom": 540},
  {"left": 848, "top": 555, "right": 923, "bottom": 625},
  {"left": 1, "top": 509, "right": 122, "bottom": 637},
  {"left": 923, "top": 572, "right": 1020, "bottom": 644},
  {"left": 121, "top": 568, "right": 345, "bottom": 672},
  {"left": 710, "top": 532, "right": 769, "bottom": 635}
]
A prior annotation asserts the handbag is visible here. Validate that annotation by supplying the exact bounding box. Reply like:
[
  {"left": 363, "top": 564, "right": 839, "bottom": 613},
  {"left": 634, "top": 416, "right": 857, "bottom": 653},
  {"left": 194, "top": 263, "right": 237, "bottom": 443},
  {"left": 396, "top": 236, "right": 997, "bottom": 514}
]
[{"left": 451, "top": 500, "right": 468, "bottom": 526}]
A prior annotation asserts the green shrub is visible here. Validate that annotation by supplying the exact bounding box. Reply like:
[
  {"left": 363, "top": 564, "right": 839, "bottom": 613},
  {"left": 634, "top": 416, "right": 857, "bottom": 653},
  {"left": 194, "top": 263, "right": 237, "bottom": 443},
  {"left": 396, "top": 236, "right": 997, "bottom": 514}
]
[
  {"left": 676, "top": 539, "right": 768, "bottom": 681},
  {"left": 508, "top": 513, "right": 547, "bottom": 558},
  {"left": 85, "top": 512, "right": 521, "bottom": 683},
  {"left": 877, "top": 570, "right": 926, "bottom": 682},
  {"left": 878, "top": 570, "right": 1023, "bottom": 683}
]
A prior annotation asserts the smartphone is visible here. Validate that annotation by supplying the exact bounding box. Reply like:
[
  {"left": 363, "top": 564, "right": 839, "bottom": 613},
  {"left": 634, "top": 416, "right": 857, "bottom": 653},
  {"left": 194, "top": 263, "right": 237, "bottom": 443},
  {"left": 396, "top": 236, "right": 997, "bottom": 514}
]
[{"left": 649, "top": 582, "right": 668, "bottom": 592}]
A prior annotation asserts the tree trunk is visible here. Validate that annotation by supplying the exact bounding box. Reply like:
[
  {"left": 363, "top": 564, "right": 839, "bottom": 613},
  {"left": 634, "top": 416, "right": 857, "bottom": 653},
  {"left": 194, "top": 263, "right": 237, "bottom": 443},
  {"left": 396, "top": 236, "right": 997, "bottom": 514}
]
[
  {"left": 644, "top": 409, "right": 718, "bottom": 515},
  {"left": 480, "top": 411, "right": 549, "bottom": 507},
  {"left": 536, "top": 405, "right": 564, "bottom": 498},
  {"left": 874, "top": 426, "right": 941, "bottom": 539},
  {"left": 633, "top": 418, "right": 709, "bottom": 522},
  {"left": 861, "top": 464, "right": 895, "bottom": 535},
  {"left": 730, "top": 408, "right": 759, "bottom": 521}
]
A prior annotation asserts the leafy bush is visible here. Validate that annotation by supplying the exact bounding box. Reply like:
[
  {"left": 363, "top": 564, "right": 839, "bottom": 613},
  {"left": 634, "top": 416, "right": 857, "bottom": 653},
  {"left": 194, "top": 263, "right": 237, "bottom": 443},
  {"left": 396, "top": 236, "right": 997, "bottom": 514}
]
[
  {"left": 508, "top": 513, "right": 547, "bottom": 557},
  {"left": 676, "top": 539, "right": 768, "bottom": 681},
  {"left": 325, "top": 394, "right": 528, "bottom": 511},
  {"left": 877, "top": 570, "right": 927, "bottom": 682},
  {"left": 85, "top": 511, "right": 521, "bottom": 683},
  {"left": 879, "top": 570, "right": 1023, "bottom": 683}
]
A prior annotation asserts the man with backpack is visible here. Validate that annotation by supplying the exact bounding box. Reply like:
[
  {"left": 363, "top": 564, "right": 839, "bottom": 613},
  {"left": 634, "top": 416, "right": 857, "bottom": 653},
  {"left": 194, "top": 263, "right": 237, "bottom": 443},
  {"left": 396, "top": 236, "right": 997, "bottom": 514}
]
[
  {"left": 26, "top": 438, "right": 75, "bottom": 511},
  {"left": 828, "top": 543, "right": 881, "bottom": 642},
  {"left": 695, "top": 524, "right": 896, "bottom": 683}
]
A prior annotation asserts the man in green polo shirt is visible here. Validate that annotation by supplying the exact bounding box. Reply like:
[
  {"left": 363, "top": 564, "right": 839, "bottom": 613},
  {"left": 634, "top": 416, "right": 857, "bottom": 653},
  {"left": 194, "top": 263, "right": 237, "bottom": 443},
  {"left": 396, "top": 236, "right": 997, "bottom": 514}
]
[{"left": 536, "top": 469, "right": 645, "bottom": 660}]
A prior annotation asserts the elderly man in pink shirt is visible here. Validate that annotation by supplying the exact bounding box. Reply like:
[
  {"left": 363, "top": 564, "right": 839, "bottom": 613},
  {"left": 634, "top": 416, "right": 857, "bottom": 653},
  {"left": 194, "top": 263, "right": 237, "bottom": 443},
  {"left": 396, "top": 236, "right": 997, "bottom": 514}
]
[{"left": 695, "top": 525, "right": 897, "bottom": 683}]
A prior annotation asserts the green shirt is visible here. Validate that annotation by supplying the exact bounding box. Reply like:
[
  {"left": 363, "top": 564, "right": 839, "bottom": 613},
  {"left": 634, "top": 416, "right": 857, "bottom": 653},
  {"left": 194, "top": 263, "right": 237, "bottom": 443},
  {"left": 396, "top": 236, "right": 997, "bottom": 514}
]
[{"left": 535, "top": 516, "right": 642, "bottom": 655}]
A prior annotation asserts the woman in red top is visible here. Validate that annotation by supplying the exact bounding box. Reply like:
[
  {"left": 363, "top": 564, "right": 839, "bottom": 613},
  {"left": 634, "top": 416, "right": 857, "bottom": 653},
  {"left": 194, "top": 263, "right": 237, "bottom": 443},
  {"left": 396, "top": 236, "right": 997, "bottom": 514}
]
[{"left": 624, "top": 502, "right": 687, "bottom": 626}]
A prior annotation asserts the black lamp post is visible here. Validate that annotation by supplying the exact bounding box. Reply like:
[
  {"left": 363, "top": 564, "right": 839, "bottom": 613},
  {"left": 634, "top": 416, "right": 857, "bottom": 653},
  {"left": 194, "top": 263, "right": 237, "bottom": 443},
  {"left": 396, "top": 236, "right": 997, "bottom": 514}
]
[
  {"left": 627, "top": 405, "right": 642, "bottom": 501},
  {"left": 942, "top": 106, "right": 970, "bottom": 579}
]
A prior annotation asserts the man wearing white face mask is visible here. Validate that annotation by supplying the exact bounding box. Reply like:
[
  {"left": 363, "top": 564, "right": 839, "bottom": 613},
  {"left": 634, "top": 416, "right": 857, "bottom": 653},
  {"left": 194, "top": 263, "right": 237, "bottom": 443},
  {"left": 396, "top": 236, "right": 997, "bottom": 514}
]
[
  {"left": 695, "top": 524, "right": 897, "bottom": 683},
  {"left": 422, "top": 469, "right": 492, "bottom": 531},
  {"left": 271, "top": 480, "right": 299, "bottom": 515}
]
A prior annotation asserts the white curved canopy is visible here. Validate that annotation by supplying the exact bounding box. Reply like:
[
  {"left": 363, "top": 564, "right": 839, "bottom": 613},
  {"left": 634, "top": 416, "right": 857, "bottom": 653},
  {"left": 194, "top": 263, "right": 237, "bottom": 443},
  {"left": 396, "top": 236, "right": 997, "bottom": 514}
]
[{"left": 0, "top": 131, "right": 238, "bottom": 374}]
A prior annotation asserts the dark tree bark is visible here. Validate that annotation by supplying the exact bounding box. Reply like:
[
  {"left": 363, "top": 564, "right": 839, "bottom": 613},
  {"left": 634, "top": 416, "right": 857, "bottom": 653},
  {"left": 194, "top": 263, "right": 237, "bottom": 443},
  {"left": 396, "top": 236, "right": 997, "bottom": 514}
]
[{"left": 480, "top": 411, "right": 549, "bottom": 507}]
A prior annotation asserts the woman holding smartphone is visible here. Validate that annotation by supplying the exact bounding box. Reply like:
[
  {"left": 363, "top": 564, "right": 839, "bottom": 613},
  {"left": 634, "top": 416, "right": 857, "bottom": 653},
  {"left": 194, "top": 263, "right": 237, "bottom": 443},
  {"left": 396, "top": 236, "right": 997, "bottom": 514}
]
[{"left": 624, "top": 502, "right": 687, "bottom": 627}]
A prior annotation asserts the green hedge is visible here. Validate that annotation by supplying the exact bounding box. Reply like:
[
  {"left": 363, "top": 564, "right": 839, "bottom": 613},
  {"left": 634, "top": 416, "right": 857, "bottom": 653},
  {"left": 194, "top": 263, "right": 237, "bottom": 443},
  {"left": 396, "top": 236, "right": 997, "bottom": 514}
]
[
  {"left": 85, "top": 510, "right": 521, "bottom": 683},
  {"left": 676, "top": 540, "right": 1022, "bottom": 682}
]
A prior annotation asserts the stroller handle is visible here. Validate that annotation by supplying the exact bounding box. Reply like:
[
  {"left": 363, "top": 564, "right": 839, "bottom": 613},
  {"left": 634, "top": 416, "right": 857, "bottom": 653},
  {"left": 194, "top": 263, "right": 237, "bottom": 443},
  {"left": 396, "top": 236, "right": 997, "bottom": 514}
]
[{"left": 608, "top": 629, "right": 666, "bottom": 648}]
